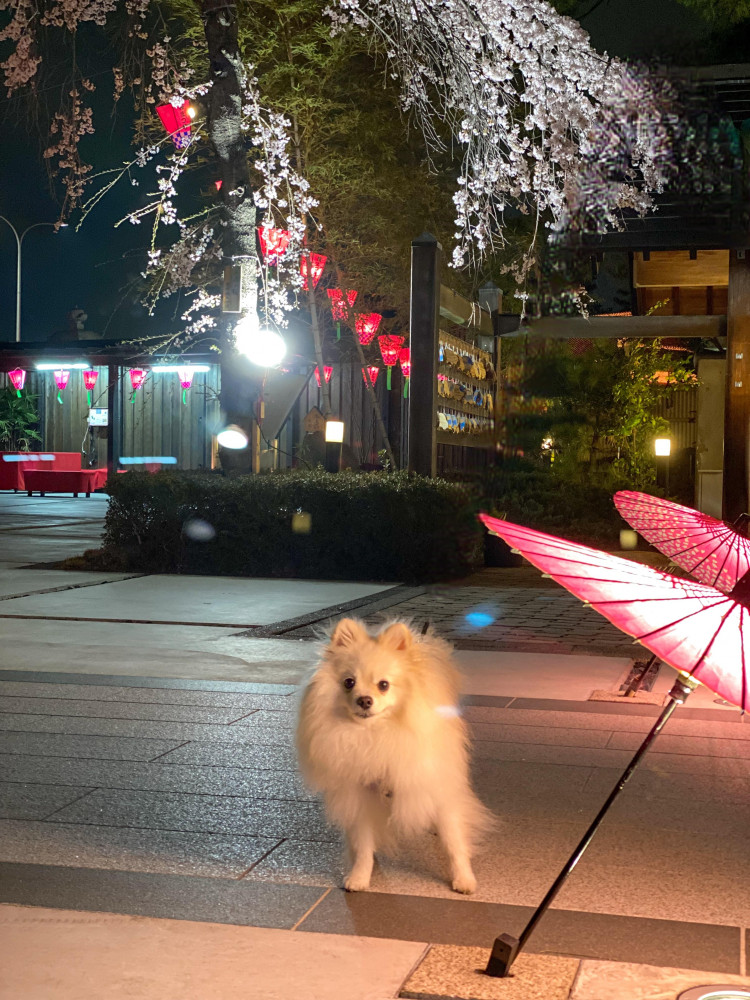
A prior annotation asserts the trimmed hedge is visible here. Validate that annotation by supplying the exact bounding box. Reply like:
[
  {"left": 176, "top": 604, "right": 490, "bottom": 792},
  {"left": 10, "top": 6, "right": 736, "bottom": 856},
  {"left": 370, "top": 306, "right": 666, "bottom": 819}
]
[{"left": 102, "top": 469, "right": 483, "bottom": 583}]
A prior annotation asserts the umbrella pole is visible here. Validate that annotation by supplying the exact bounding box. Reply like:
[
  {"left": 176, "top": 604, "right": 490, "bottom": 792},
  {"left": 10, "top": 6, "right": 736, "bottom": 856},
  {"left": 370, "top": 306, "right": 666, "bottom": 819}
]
[{"left": 485, "top": 673, "right": 699, "bottom": 978}]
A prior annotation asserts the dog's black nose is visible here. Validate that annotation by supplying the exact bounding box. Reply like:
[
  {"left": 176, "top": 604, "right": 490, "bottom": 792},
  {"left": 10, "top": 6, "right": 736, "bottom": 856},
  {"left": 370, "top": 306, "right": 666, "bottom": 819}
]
[{"left": 356, "top": 696, "right": 373, "bottom": 710}]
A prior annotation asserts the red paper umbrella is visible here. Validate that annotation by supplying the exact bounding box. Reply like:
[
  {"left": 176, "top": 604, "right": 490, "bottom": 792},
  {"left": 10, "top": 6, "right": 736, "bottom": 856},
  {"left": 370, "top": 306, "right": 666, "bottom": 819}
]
[
  {"left": 614, "top": 490, "right": 750, "bottom": 593},
  {"left": 258, "top": 227, "right": 290, "bottom": 262},
  {"left": 377, "top": 334, "right": 405, "bottom": 390},
  {"left": 7, "top": 368, "right": 26, "bottom": 397},
  {"left": 300, "top": 253, "right": 327, "bottom": 291},
  {"left": 313, "top": 366, "right": 333, "bottom": 388},
  {"left": 362, "top": 365, "right": 380, "bottom": 387},
  {"left": 479, "top": 511, "right": 748, "bottom": 979},
  {"left": 354, "top": 312, "right": 382, "bottom": 346}
]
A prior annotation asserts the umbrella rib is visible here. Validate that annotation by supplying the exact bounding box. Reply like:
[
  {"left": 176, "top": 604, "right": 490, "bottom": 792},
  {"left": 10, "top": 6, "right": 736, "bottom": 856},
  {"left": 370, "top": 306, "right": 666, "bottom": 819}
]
[
  {"left": 631, "top": 598, "right": 733, "bottom": 642},
  {"left": 685, "top": 600, "right": 739, "bottom": 676}
]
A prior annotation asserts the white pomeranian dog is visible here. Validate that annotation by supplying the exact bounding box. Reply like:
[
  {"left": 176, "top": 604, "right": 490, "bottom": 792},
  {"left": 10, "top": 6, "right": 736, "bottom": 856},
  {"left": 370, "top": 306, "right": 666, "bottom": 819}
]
[{"left": 296, "top": 618, "right": 492, "bottom": 894}]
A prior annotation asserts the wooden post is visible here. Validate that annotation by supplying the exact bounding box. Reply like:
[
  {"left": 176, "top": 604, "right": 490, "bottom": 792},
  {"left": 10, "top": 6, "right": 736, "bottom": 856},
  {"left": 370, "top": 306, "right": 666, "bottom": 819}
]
[
  {"left": 723, "top": 250, "right": 750, "bottom": 521},
  {"left": 106, "top": 365, "right": 121, "bottom": 476},
  {"left": 408, "top": 232, "right": 441, "bottom": 477}
]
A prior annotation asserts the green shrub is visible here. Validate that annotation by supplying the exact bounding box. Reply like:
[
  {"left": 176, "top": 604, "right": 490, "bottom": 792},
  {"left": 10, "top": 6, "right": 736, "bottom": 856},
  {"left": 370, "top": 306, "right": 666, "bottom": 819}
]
[{"left": 102, "top": 469, "right": 483, "bottom": 583}]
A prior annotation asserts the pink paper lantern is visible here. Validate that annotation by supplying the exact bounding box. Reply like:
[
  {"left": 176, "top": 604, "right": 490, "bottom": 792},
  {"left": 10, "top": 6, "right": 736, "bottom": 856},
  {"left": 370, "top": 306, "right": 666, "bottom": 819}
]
[
  {"left": 354, "top": 312, "right": 382, "bottom": 346},
  {"left": 399, "top": 347, "right": 411, "bottom": 399},
  {"left": 301, "top": 253, "right": 327, "bottom": 291},
  {"left": 177, "top": 367, "right": 194, "bottom": 406},
  {"left": 258, "top": 227, "right": 291, "bottom": 262},
  {"left": 314, "top": 366, "right": 333, "bottom": 388},
  {"left": 128, "top": 370, "right": 147, "bottom": 404},
  {"left": 82, "top": 369, "right": 98, "bottom": 407},
  {"left": 54, "top": 369, "right": 69, "bottom": 405},
  {"left": 156, "top": 101, "right": 193, "bottom": 148},
  {"left": 362, "top": 365, "right": 380, "bottom": 387},
  {"left": 326, "top": 288, "right": 358, "bottom": 321},
  {"left": 7, "top": 368, "right": 25, "bottom": 397}
]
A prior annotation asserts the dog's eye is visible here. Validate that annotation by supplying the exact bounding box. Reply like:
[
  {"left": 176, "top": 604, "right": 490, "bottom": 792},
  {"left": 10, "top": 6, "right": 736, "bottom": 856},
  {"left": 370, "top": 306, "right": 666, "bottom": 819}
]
[
  {"left": 378, "top": 680, "right": 390, "bottom": 692},
  {"left": 343, "top": 677, "right": 355, "bottom": 690}
]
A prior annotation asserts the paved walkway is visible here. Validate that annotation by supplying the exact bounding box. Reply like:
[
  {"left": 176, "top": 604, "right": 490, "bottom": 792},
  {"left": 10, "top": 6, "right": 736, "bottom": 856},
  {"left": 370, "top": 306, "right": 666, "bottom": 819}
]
[{"left": 2, "top": 492, "right": 749, "bottom": 999}]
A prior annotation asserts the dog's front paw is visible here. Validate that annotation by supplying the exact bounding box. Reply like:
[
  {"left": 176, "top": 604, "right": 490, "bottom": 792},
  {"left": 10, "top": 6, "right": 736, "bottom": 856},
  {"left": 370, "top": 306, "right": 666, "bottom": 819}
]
[
  {"left": 451, "top": 873, "right": 476, "bottom": 895},
  {"left": 344, "top": 873, "right": 371, "bottom": 892}
]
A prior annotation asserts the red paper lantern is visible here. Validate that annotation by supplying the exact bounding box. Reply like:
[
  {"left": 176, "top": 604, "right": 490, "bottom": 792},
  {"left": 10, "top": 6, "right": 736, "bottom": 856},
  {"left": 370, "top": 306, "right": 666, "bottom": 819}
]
[
  {"left": 83, "top": 369, "right": 98, "bottom": 407},
  {"left": 177, "top": 367, "right": 194, "bottom": 406},
  {"left": 258, "top": 227, "right": 290, "bottom": 262},
  {"left": 128, "top": 369, "right": 147, "bottom": 404},
  {"left": 54, "top": 369, "right": 69, "bottom": 405},
  {"left": 301, "top": 253, "right": 327, "bottom": 291},
  {"left": 378, "top": 334, "right": 405, "bottom": 389},
  {"left": 314, "top": 366, "right": 333, "bottom": 387},
  {"left": 156, "top": 101, "right": 193, "bottom": 148},
  {"left": 399, "top": 347, "right": 411, "bottom": 399},
  {"left": 354, "top": 312, "right": 382, "bottom": 346},
  {"left": 362, "top": 365, "right": 380, "bottom": 387},
  {"left": 7, "top": 368, "right": 25, "bottom": 397},
  {"left": 326, "top": 288, "right": 358, "bottom": 321}
]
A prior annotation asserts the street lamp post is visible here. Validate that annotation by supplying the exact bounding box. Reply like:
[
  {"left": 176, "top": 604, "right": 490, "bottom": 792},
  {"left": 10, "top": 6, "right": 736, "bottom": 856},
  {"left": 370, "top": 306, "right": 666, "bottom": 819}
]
[{"left": 0, "top": 217, "right": 58, "bottom": 343}]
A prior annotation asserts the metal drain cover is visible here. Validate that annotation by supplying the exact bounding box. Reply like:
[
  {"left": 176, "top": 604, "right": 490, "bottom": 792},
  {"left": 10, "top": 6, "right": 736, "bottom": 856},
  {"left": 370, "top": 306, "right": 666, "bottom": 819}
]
[{"left": 678, "top": 988, "right": 750, "bottom": 1000}]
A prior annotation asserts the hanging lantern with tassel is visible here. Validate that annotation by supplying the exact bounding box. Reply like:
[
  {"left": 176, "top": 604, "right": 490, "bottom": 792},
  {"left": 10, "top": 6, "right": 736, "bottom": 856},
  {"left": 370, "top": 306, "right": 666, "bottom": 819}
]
[
  {"left": 399, "top": 347, "right": 411, "bottom": 399},
  {"left": 354, "top": 312, "right": 382, "bottom": 346},
  {"left": 53, "top": 369, "right": 70, "bottom": 405},
  {"left": 326, "top": 288, "right": 357, "bottom": 341},
  {"left": 362, "top": 365, "right": 380, "bottom": 387},
  {"left": 314, "top": 366, "right": 333, "bottom": 388},
  {"left": 177, "top": 367, "right": 194, "bottom": 406},
  {"left": 83, "top": 369, "right": 98, "bottom": 407},
  {"left": 378, "top": 334, "right": 405, "bottom": 390},
  {"left": 128, "top": 368, "right": 147, "bottom": 404},
  {"left": 7, "top": 369, "right": 26, "bottom": 397},
  {"left": 258, "top": 227, "right": 291, "bottom": 262},
  {"left": 301, "top": 253, "right": 327, "bottom": 291}
]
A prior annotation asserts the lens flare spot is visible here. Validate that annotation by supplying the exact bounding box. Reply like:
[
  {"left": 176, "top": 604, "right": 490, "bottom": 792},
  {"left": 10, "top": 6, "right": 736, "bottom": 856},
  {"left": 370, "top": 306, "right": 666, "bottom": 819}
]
[
  {"left": 465, "top": 611, "right": 495, "bottom": 629},
  {"left": 183, "top": 518, "right": 216, "bottom": 542},
  {"left": 292, "top": 511, "right": 312, "bottom": 534}
]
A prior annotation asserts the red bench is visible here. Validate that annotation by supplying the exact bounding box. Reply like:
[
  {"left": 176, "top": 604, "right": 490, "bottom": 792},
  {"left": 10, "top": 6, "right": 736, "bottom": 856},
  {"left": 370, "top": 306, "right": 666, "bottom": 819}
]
[{"left": 24, "top": 467, "right": 109, "bottom": 498}]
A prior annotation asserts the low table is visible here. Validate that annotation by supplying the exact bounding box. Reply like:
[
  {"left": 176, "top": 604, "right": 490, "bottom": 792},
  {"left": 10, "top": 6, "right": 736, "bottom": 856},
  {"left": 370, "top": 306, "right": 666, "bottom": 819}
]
[{"left": 24, "top": 468, "right": 109, "bottom": 498}]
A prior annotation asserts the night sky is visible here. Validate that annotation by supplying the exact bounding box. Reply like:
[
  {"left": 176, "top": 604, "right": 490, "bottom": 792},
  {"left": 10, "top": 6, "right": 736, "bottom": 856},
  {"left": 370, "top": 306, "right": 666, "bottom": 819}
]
[{"left": 0, "top": 0, "right": 724, "bottom": 344}]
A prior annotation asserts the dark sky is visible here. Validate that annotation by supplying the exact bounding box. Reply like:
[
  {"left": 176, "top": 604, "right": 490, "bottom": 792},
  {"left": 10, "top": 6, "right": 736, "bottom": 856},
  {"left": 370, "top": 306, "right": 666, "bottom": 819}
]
[{"left": 0, "top": 0, "right": 731, "bottom": 344}]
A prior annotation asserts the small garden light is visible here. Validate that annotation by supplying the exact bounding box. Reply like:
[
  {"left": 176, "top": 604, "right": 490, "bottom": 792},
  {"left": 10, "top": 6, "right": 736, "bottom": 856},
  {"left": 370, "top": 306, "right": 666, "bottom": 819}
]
[
  {"left": 324, "top": 419, "right": 344, "bottom": 473},
  {"left": 325, "top": 420, "right": 344, "bottom": 443},
  {"left": 654, "top": 437, "right": 671, "bottom": 457}
]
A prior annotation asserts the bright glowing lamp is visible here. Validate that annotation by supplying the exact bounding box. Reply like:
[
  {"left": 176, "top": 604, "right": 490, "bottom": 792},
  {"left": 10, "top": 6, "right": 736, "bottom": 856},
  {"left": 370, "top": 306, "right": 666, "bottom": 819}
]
[
  {"left": 654, "top": 438, "right": 671, "bottom": 457},
  {"left": 83, "top": 369, "right": 98, "bottom": 407},
  {"left": 217, "top": 425, "right": 249, "bottom": 450},
  {"left": 235, "top": 314, "right": 286, "bottom": 368},
  {"left": 7, "top": 369, "right": 26, "bottom": 397},
  {"left": 325, "top": 420, "right": 345, "bottom": 443},
  {"left": 53, "top": 369, "right": 69, "bottom": 405}
]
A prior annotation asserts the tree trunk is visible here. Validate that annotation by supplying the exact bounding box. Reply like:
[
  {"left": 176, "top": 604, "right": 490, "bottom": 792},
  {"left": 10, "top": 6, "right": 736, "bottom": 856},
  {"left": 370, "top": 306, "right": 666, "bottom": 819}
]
[{"left": 202, "top": 0, "right": 258, "bottom": 473}]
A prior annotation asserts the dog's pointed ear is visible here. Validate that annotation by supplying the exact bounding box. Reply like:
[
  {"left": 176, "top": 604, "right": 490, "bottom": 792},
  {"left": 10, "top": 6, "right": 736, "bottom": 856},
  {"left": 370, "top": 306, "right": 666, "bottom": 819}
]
[
  {"left": 329, "top": 618, "right": 367, "bottom": 648},
  {"left": 378, "top": 622, "right": 413, "bottom": 651}
]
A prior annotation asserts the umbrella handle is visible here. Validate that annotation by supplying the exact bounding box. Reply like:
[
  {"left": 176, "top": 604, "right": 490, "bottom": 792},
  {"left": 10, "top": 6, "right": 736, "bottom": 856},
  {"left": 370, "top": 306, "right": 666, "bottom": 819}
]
[{"left": 485, "top": 673, "right": 699, "bottom": 978}]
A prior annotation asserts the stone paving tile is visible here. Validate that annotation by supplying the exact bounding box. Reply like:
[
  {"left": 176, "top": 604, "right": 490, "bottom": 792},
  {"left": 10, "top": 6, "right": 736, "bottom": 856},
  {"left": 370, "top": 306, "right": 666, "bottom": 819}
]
[
  {"left": 608, "top": 729, "right": 750, "bottom": 759},
  {"left": 0, "top": 820, "right": 280, "bottom": 878},
  {"left": 469, "top": 722, "right": 613, "bottom": 748},
  {"left": 0, "top": 731, "right": 187, "bottom": 761},
  {"left": 0, "top": 681, "right": 294, "bottom": 710},
  {"left": 49, "top": 788, "right": 334, "bottom": 840},
  {"left": 472, "top": 740, "right": 633, "bottom": 768},
  {"left": 584, "top": 765, "right": 750, "bottom": 805},
  {"left": 157, "top": 742, "right": 299, "bottom": 770},
  {"left": 0, "top": 781, "right": 94, "bottom": 821},
  {"left": 0, "top": 862, "right": 327, "bottom": 929},
  {"left": 0, "top": 755, "right": 311, "bottom": 798},
  {"left": 0, "top": 696, "right": 259, "bottom": 725},
  {"left": 0, "top": 713, "right": 296, "bottom": 745},
  {"left": 0, "top": 671, "right": 295, "bottom": 695}
]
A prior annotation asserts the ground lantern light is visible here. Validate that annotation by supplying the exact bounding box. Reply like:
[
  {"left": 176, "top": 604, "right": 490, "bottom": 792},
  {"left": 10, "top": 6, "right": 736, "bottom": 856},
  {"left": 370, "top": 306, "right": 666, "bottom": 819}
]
[
  {"left": 53, "top": 369, "right": 69, "bottom": 404},
  {"left": 301, "top": 253, "right": 327, "bottom": 291},
  {"left": 258, "top": 227, "right": 291, "bottom": 262},
  {"left": 156, "top": 101, "right": 194, "bottom": 148},
  {"left": 83, "top": 369, "right": 98, "bottom": 407},
  {"left": 378, "top": 334, "right": 405, "bottom": 390},
  {"left": 654, "top": 436, "right": 671, "bottom": 491},
  {"left": 177, "top": 367, "right": 194, "bottom": 405},
  {"left": 314, "top": 366, "right": 333, "bottom": 388},
  {"left": 326, "top": 288, "right": 358, "bottom": 340},
  {"left": 7, "top": 368, "right": 25, "bottom": 397},
  {"left": 362, "top": 365, "right": 380, "bottom": 387},
  {"left": 324, "top": 419, "right": 345, "bottom": 473},
  {"left": 398, "top": 347, "right": 411, "bottom": 398},
  {"left": 355, "top": 312, "right": 382, "bottom": 346}
]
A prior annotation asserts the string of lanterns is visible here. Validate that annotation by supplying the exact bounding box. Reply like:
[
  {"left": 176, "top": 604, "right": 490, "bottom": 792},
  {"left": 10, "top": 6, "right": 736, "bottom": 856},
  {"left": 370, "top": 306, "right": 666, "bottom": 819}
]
[{"left": 3, "top": 365, "right": 207, "bottom": 408}]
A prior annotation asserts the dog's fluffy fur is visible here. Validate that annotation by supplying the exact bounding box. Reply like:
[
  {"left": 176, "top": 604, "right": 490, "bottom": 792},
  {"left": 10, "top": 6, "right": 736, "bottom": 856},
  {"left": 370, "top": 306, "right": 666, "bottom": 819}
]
[{"left": 296, "top": 618, "right": 491, "bottom": 893}]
